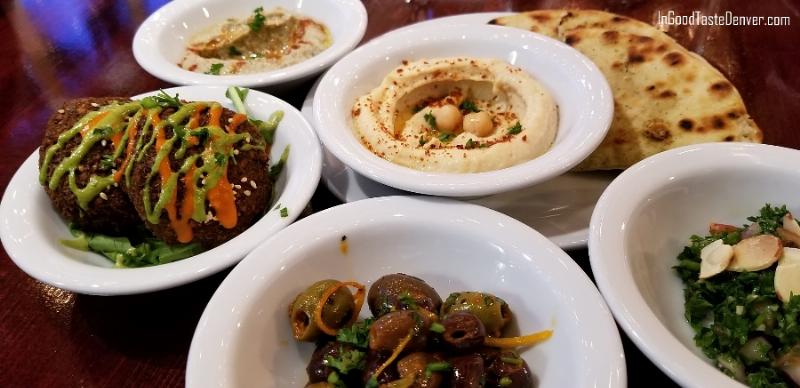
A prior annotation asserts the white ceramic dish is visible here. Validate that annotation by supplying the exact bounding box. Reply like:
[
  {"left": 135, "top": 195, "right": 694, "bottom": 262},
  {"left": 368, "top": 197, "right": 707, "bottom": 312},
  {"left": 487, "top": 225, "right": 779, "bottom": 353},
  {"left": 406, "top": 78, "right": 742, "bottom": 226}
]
[
  {"left": 301, "top": 78, "right": 615, "bottom": 250},
  {"left": 133, "top": 0, "right": 367, "bottom": 88},
  {"left": 0, "top": 86, "right": 321, "bottom": 295},
  {"left": 589, "top": 143, "right": 800, "bottom": 387},
  {"left": 187, "top": 196, "right": 625, "bottom": 387},
  {"left": 312, "top": 22, "right": 613, "bottom": 197}
]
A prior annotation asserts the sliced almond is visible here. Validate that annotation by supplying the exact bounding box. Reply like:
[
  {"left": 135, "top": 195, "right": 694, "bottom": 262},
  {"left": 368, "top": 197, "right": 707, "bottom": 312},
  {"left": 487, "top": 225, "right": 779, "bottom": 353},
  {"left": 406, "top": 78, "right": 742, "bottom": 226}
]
[
  {"left": 699, "top": 239, "right": 734, "bottom": 279},
  {"left": 776, "top": 247, "right": 800, "bottom": 302},
  {"left": 729, "top": 234, "right": 782, "bottom": 272}
]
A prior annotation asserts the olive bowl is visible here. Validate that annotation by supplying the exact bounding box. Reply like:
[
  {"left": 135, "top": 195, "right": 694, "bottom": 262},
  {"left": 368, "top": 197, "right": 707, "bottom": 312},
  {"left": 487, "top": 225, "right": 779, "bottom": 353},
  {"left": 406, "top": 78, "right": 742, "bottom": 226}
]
[{"left": 187, "top": 196, "right": 625, "bottom": 387}]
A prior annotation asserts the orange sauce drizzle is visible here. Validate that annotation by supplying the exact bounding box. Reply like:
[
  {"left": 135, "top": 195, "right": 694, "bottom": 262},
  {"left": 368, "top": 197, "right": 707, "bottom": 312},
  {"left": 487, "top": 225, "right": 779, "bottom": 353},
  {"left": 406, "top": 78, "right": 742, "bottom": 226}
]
[
  {"left": 205, "top": 105, "right": 241, "bottom": 230},
  {"left": 79, "top": 111, "right": 109, "bottom": 137},
  {"left": 154, "top": 117, "right": 183, "bottom": 241}
]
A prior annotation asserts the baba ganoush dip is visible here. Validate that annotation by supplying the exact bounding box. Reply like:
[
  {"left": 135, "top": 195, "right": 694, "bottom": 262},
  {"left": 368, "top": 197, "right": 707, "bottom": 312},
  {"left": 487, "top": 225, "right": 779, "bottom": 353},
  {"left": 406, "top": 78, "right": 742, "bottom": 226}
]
[
  {"left": 179, "top": 7, "right": 331, "bottom": 75},
  {"left": 351, "top": 57, "right": 558, "bottom": 173}
]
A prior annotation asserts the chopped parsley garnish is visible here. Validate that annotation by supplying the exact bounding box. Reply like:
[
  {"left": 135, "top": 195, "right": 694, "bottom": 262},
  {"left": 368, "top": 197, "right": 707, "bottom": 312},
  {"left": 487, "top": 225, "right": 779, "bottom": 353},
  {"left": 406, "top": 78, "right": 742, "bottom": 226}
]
[
  {"left": 99, "top": 154, "right": 116, "bottom": 170},
  {"left": 213, "top": 152, "right": 227, "bottom": 166},
  {"left": 206, "top": 63, "right": 223, "bottom": 75},
  {"left": 228, "top": 46, "right": 242, "bottom": 57},
  {"left": 173, "top": 125, "right": 186, "bottom": 139},
  {"left": 140, "top": 90, "right": 182, "bottom": 109},
  {"left": 336, "top": 318, "right": 373, "bottom": 348},
  {"left": 249, "top": 6, "right": 266, "bottom": 31},
  {"left": 747, "top": 204, "right": 788, "bottom": 235},
  {"left": 365, "top": 377, "right": 379, "bottom": 388},
  {"left": 429, "top": 322, "right": 445, "bottom": 334},
  {"left": 324, "top": 348, "right": 366, "bottom": 375},
  {"left": 507, "top": 121, "right": 523, "bottom": 135},
  {"left": 189, "top": 128, "right": 209, "bottom": 144},
  {"left": 326, "top": 371, "right": 347, "bottom": 388},
  {"left": 280, "top": 207, "right": 288, "bottom": 218},
  {"left": 459, "top": 100, "right": 480, "bottom": 112},
  {"left": 499, "top": 376, "right": 513, "bottom": 386},
  {"left": 424, "top": 362, "right": 451, "bottom": 377},
  {"left": 424, "top": 111, "right": 437, "bottom": 129},
  {"left": 419, "top": 135, "right": 429, "bottom": 146},
  {"left": 398, "top": 291, "right": 418, "bottom": 309},
  {"left": 501, "top": 356, "right": 523, "bottom": 366},
  {"left": 92, "top": 126, "right": 112, "bottom": 136},
  {"left": 438, "top": 132, "right": 455, "bottom": 143},
  {"left": 465, "top": 138, "right": 477, "bottom": 149}
]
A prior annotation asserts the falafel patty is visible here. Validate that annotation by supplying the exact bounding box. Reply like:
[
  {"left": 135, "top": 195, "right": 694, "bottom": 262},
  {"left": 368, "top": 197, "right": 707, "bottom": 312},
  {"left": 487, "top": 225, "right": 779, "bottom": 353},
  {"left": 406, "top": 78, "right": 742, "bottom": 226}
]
[
  {"left": 126, "top": 102, "right": 271, "bottom": 248},
  {"left": 38, "top": 97, "right": 142, "bottom": 234}
]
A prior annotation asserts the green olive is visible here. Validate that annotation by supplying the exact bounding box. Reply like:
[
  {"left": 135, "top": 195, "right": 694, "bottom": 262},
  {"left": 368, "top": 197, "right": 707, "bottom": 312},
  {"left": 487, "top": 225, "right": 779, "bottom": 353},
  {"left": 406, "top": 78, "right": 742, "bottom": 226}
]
[
  {"left": 441, "top": 292, "right": 512, "bottom": 337},
  {"left": 289, "top": 279, "right": 355, "bottom": 341}
]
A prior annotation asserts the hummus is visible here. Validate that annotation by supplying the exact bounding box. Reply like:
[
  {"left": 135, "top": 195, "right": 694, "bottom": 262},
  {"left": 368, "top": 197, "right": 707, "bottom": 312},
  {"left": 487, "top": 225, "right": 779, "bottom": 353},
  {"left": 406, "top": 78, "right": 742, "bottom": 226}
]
[
  {"left": 179, "top": 7, "right": 331, "bottom": 75},
  {"left": 351, "top": 57, "right": 558, "bottom": 173}
]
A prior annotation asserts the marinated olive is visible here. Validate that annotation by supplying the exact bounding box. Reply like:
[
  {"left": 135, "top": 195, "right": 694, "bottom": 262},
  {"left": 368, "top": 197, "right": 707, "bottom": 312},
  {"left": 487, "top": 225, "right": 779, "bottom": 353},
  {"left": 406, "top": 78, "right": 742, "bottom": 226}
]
[
  {"left": 369, "top": 310, "right": 432, "bottom": 352},
  {"left": 290, "top": 279, "right": 355, "bottom": 342},
  {"left": 442, "top": 312, "right": 486, "bottom": 350},
  {"left": 362, "top": 350, "right": 399, "bottom": 385},
  {"left": 441, "top": 292, "right": 512, "bottom": 337},
  {"left": 306, "top": 341, "right": 360, "bottom": 383},
  {"left": 485, "top": 350, "right": 535, "bottom": 388},
  {"left": 368, "top": 273, "right": 442, "bottom": 317},
  {"left": 396, "top": 352, "right": 445, "bottom": 387},
  {"left": 449, "top": 354, "right": 486, "bottom": 388}
]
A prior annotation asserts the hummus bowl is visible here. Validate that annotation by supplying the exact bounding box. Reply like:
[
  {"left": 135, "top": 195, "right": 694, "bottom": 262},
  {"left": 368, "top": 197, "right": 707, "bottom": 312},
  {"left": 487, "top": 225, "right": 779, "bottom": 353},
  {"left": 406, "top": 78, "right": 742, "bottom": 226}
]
[
  {"left": 589, "top": 143, "right": 800, "bottom": 387},
  {"left": 187, "top": 196, "right": 626, "bottom": 387},
  {"left": 133, "top": 0, "right": 367, "bottom": 88},
  {"left": 313, "top": 23, "right": 612, "bottom": 197}
]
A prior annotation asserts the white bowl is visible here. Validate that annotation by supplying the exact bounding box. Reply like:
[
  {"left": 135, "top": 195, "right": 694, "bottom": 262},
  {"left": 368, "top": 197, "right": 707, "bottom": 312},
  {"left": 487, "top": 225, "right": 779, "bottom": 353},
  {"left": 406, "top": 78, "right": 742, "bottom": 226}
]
[
  {"left": 313, "top": 23, "right": 613, "bottom": 197},
  {"left": 133, "top": 0, "right": 367, "bottom": 88},
  {"left": 0, "top": 86, "right": 321, "bottom": 295},
  {"left": 589, "top": 143, "right": 800, "bottom": 387},
  {"left": 187, "top": 196, "right": 626, "bottom": 387}
]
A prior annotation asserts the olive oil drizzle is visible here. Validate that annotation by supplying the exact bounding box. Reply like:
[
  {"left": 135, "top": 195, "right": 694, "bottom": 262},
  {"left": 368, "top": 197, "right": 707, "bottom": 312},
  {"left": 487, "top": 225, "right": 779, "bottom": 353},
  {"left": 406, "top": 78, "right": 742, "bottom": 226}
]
[{"left": 39, "top": 100, "right": 263, "bottom": 243}]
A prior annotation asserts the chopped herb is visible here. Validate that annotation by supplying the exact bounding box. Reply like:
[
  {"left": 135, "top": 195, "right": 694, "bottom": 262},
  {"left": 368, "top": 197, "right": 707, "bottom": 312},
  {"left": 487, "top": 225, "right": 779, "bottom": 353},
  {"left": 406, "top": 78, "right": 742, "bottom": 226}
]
[
  {"left": 336, "top": 318, "right": 373, "bottom": 348},
  {"left": 228, "top": 46, "right": 242, "bottom": 57},
  {"left": 499, "top": 376, "right": 513, "bottom": 386},
  {"left": 365, "top": 377, "right": 379, "bottom": 388},
  {"left": 260, "top": 110, "right": 284, "bottom": 144},
  {"left": 501, "top": 356, "right": 523, "bottom": 366},
  {"left": 746, "top": 204, "right": 788, "bottom": 235},
  {"left": 269, "top": 146, "right": 290, "bottom": 180},
  {"left": 99, "top": 154, "right": 116, "bottom": 170},
  {"left": 465, "top": 138, "right": 477, "bottom": 149},
  {"left": 398, "top": 291, "right": 418, "bottom": 309},
  {"left": 324, "top": 348, "right": 366, "bottom": 375},
  {"left": 459, "top": 100, "right": 480, "bottom": 112},
  {"left": 140, "top": 90, "right": 182, "bottom": 109},
  {"left": 214, "top": 152, "right": 227, "bottom": 166},
  {"left": 507, "top": 121, "right": 523, "bottom": 135},
  {"left": 424, "top": 111, "right": 437, "bottom": 129},
  {"left": 92, "top": 126, "right": 112, "bottom": 137},
  {"left": 206, "top": 63, "right": 224, "bottom": 75},
  {"left": 189, "top": 128, "right": 209, "bottom": 144},
  {"left": 280, "top": 207, "right": 288, "bottom": 218},
  {"left": 326, "top": 371, "right": 347, "bottom": 388},
  {"left": 429, "top": 322, "right": 445, "bottom": 334},
  {"left": 173, "top": 125, "right": 186, "bottom": 139},
  {"left": 419, "top": 135, "right": 429, "bottom": 146},
  {"left": 438, "top": 132, "right": 455, "bottom": 143},
  {"left": 424, "top": 361, "right": 451, "bottom": 377},
  {"left": 249, "top": 6, "right": 266, "bottom": 31}
]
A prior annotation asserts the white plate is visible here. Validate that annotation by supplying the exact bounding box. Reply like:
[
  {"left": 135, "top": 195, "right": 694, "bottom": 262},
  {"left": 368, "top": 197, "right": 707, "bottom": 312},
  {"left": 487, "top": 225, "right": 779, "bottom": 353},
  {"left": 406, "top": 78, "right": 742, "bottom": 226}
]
[
  {"left": 133, "top": 0, "right": 367, "bottom": 88},
  {"left": 313, "top": 19, "right": 613, "bottom": 197},
  {"left": 302, "top": 77, "right": 615, "bottom": 250},
  {"left": 589, "top": 143, "right": 800, "bottom": 387},
  {"left": 187, "top": 196, "right": 626, "bottom": 387},
  {"left": 0, "top": 86, "right": 321, "bottom": 295}
]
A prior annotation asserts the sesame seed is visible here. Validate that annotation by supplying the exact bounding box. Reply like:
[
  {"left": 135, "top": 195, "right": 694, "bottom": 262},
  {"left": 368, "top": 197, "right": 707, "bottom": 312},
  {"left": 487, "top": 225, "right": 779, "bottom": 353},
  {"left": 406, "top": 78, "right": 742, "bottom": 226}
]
[
  {"left": 234, "top": 184, "right": 241, "bottom": 189},
  {"left": 227, "top": 118, "right": 233, "bottom": 123},
  {"left": 101, "top": 140, "right": 107, "bottom": 146},
  {"left": 99, "top": 192, "right": 108, "bottom": 200},
  {"left": 243, "top": 190, "right": 251, "bottom": 196},
  {"left": 250, "top": 180, "right": 257, "bottom": 189},
  {"left": 90, "top": 102, "right": 100, "bottom": 108},
  {"left": 245, "top": 137, "right": 251, "bottom": 143},
  {"left": 233, "top": 149, "right": 239, "bottom": 155},
  {"left": 57, "top": 109, "right": 65, "bottom": 114},
  {"left": 201, "top": 179, "right": 206, "bottom": 185},
  {"left": 240, "top": 177, "right": 247, "bottom": 182}
]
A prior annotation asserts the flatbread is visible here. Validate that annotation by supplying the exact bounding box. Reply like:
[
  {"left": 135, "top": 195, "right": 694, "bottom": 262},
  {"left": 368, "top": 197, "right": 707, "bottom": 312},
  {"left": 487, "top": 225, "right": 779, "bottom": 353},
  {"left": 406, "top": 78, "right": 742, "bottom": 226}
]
[{"left": 491, "top": 10, "right": 762, "bottom": 170}]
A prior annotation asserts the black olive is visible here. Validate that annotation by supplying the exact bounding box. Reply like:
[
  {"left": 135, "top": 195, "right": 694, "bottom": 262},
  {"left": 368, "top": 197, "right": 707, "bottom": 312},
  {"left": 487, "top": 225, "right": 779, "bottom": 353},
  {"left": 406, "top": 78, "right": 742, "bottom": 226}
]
[
  {"left": 369, "top": 310, "right": 432, "bottom": 352},
  {"left": 442, "top": 312, "right": 486, "bottom": 350},
  {"left": 450, "top": 354, "right": 486, "bottom": 388},
  {"left": 484, "top": 350, "right": 535, "bottom": 388},
  {"left": 368, "top": 273, "right": 442, "bottom": 317}
]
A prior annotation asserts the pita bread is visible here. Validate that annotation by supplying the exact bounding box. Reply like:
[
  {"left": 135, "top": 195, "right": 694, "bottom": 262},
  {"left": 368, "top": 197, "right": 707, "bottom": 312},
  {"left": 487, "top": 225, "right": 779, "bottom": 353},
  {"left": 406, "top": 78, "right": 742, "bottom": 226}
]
[{"left": 491, "top": 10, "right": 762, "bottom": 170}]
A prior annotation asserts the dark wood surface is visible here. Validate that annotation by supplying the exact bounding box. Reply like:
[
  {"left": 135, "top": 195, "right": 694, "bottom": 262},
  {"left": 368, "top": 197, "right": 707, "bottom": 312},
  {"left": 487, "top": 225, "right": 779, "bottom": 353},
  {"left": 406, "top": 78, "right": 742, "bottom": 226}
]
[{"left": 1, "top": 0, "right": 798, "bottom": 386}]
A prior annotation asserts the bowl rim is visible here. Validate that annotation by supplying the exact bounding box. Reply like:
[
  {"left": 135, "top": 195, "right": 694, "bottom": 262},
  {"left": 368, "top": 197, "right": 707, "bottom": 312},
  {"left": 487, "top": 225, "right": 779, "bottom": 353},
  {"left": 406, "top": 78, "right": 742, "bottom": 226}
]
[
  {"left": 312, "top": 23, "right": 613, "bottom": 197},
  {"left": 186, "top": 195, "right": 627, "bottom": 387},
  {"left": 0, "top": 86, "right": 322, "bottom": 295},
  {"left": 589, "top": 142, "right": 794, "bottom": 388},
  {"left": 132, "top": 0, "right": 367, "bottom": 87}
]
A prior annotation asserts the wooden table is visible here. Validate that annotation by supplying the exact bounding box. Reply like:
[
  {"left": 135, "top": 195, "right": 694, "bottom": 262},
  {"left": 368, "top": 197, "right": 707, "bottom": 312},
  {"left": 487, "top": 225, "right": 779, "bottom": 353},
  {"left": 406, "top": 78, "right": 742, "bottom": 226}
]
[{"left": 1, "top": 0, "right": 798, "bottom": 386}]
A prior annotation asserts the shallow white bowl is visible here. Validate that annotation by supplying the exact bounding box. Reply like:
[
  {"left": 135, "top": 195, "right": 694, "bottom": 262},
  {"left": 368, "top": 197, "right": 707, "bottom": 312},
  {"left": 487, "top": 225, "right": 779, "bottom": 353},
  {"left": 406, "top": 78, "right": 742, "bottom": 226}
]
[
  {"left": 187, "top": 196, "right": 626, "bottom": 387},
  {"left": 313, "top": 23, "right": 613, "bottom": 197},
  {"left": 133, "top": 0, "right": 366, "bottom": 88},
  {"left": 0, "top": 86, "right": 321, "bottom": 295},
  {"left": 589, "top": 143, "right": 800, "bottom": 387}
]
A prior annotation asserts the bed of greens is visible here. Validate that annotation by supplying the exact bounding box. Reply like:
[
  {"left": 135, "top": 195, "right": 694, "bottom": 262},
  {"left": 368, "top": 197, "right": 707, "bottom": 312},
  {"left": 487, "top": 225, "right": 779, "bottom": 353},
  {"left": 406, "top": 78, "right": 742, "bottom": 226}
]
[{"left": 675, "top": 204, "right": 800, "bottom": 387}]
